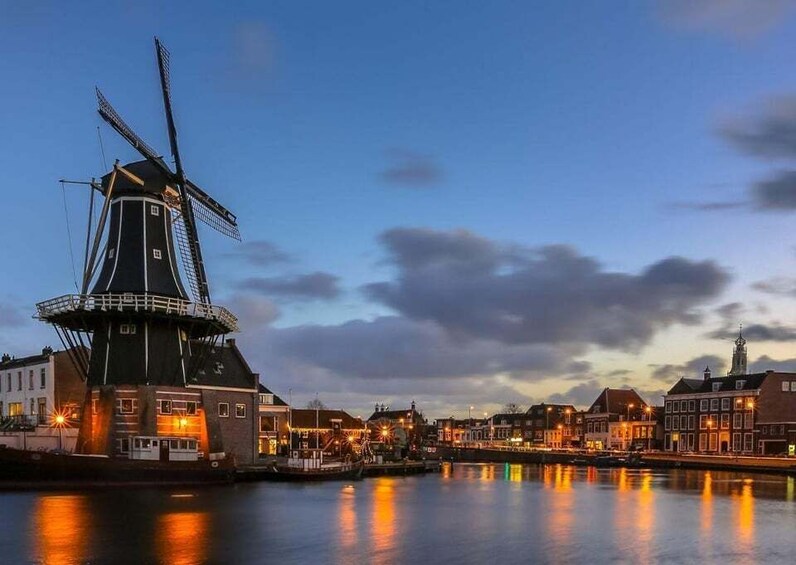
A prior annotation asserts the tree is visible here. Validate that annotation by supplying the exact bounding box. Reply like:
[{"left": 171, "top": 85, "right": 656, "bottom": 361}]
[
  {"left": 306, "top": 398, "right": 327, "bottom": 410},
  {"left": 502, "top": 403, "right": 523, "bottom": 414}
]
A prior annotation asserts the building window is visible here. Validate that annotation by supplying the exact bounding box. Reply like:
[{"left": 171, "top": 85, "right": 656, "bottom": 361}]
[
  {"left": 783, "top": 381, "right": 790, "bottom": 392},
  {"left": 37, "top": 398, "right": 46, "bottom": 424},
  {"left": 259, "top": 393, "right": 274, "bottom": 405},
  {"left": 709, "top": 398, "right": 718, "bottom": 411},
  {"left": 40, "top": 368, "right": 46, "bottom": 389},
  {"left": 720, "top": 413, "right": 730, "bottom": 429},
  {"left": 186, "top": 401, "right": 197, "bottom": 415},
  {"left": 699, "top": 433, "right": 707, "bottom": 451},
  {"left": 688, "top": 400, "right": 695, "bottom": 412},
  {"left": 733, "top": 413, "right": 742, "bottom": 429},
  {"left": 672, "top": 417, "right": 679, "bottom": 431},
  {"left": 700, "top": 399, "right": 709, "bottom": 411},
  {"left": 665, "top": 416, "right": 671, "bottom": 431},
  {"left": 29, "top": 370, "right": 34, "bottom": 390},
  {"left": 153, "top": 249, "right": 162, "bottom": 260},
  {"left": 791, "top": 382, "right": 796, "bottom": 392},
  {"left": 236, "top": 404, "right": 246, "bottom": 418},
  {"left": 732, "top": 433, "right": 741, "bottom": 452},
  {"left": 736, "top": 380, "right": 745, "bottom": 390},
  {"left": 708, "top": 433, "right": 718, "bottom": 451},
  {"left": 17, "top": 372, "right": 22, "bottom": 391},
  {"left": 6, "top": 374, "right": 9, "bottom": 392},
  {"left": 158, "top": 400, "right": 172, "bottom": 415},
  {"left": 672, "top": 402, "right": 679, "bottom": 414},
  {"left": 712, "top": 383, "right": 721, "bottom": 392},
  {"left": 721, "top": 398, "right": 730, "bottom": 411},
  {"left": 218, "top": 402, "right": 229, "bottom": 417},
  {"left": 688, "top": 415, "right": 695, "bottom": 430},
  {"left": 743, "top": 433, "right": 754, "bottom": 452},
  {"left": 118, "top": 438, "right": 130, "bottom": 453},
  {"left": 118, "top": 398, "right": 136, "bottom": 415},
  {"left": 762, "top": 425, "right": 768, "bottom": 435},
  {"left": 150, "top": 205, "right": 160, "bottom": 216},
  {"left": 699, "top": 415, "right": 707, "bottom": 430},
  {"left": 665, "top": 401, "right": 671, "bottom": 413},
  {"left": 120, "top": 324, "right": 137, "bottom": 335},
  {"left": 679, "top": 400, "right": 687, "bottom": 412},
  {"left": 744, "top": 413, "right": 753, "bottom": 429},
  {"left": 680, "top": 415, "right": 687, "bottom": 429}
]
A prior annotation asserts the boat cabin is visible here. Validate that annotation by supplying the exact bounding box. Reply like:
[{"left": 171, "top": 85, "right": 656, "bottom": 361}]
[{"left": 128, "top": 436, "right": 199, "bottom": 462}]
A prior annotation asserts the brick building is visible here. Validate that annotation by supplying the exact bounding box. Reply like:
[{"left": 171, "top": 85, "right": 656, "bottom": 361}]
[
  {"left": 288, "top": 408, "right": 366, "bottom": 457},
  {"left": 257, "top": 384, "right": 289, "bottom": 456},
  {"left": 367, "top": 401, "right": 427, "bottom": 447},
  {"left": 583, "top": 388, "right": 655, "bottom": 450}
]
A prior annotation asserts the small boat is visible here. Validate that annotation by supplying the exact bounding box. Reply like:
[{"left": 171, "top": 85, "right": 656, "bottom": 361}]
[
  {"left": 246, "top": 450, "right": 364, "bottom": 482},
  {"left": 0, "top": 437, "right": 235, "bottom": 488}
]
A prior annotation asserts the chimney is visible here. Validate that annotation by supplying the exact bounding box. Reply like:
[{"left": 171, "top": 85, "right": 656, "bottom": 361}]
[
  {"left": 375, "top": 403, "right": 379, "bottom": 413},
  {"left": 411, "top": 400, "right": 416, "bottom": 412},
  {"left": 1, "top": 353, "right": 10, "bottom": 363},
  {"left": 704, "top": 366, "right": 711, "bottom": 381},
  {"left": 42, "top": 346, "right": 53, "bottom": 356}
]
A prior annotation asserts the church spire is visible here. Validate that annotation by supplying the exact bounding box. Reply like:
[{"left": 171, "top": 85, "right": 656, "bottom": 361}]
[{"left": 728, "top": 324, "right": 747, "bottom": 376}]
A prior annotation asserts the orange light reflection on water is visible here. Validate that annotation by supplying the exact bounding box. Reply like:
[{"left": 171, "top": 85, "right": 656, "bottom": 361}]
[
  {"left": 734, "top": 480, "right": 754, "bottom": 551},
  {"left": 371, "top": 479, "right": 396, "bottom": 555},
  {"left": 155, "top": 511, "right": 209, "bottom": 565},
  {"left": 338, "top": 486, "right": 358, "bottom": 555},
  {"left": 33, "top": 495, "right": 90, "bottom": 565}
]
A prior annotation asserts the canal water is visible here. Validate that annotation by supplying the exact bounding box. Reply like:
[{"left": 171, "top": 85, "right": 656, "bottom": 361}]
[{"left": 0, "top": 463, "right": 794, "bottom": 564}]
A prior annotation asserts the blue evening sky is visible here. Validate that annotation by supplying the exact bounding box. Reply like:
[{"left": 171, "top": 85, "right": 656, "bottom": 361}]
[{"left": 2, "top": 1, "right": 796, "bottom": 413}]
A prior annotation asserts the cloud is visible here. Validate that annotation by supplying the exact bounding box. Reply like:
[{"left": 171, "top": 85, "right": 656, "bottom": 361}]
[
  {"left": 752, "top": 170, "right": 796, "bottom": 210},
  {"left": 715, "top": 301, "right": 744, "bottom": 321},
  {"left": 669, "top": 200, "right": 747, "bottom": 212},
  {"left": 749, "top": 355, "right": 796, "bottom": 372},
  {"left": 752, "top": 276, "right": 796, "bottom": 296},
  {"left": 649, "top": 354, "right": 726, "bottom": 382},
  {"left": 547, "top": 379, "right": 606, "bottom": 408},
  {"left": 365, "top": 228, "right": 730, "bottom": 351},
  {"left": 707, "top": 322, "right": 796, "bottom": 342},
  {"left": 237, "top": 272, "right": 340, "bottom": 301},
  {"left": 719, "top": 95, "right": 796, "bottom": 159},
  {"left": 261, "top": 316, "right": 578, "bottom": 381},
  {"left": 0, "top": 302, "right": 25, "bottom": 328},
  {"left": 657, "top": 0, "right": 794, "bottom": 38},
  {"left": 233, "top": 21, "right": 276, "bottom": 74},
  {"left": 227, "top": 294, "right": 280, "bottom": 330},
  {"left": 224, "top": 240, "right": 291, "bottom": 267},
  {"left": 379, "top": 149, "right": 443, "bottom": 187}
]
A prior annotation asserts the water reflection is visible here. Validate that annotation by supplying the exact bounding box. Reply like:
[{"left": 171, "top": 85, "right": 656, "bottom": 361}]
[
  {"left": 32, "top": 495, "right": 91, "bottom": 565},
  {"left": 337, "top": 485, "right": 358, "bottom": 558},
  {"left": 371, "top": 478, "right": 396, "bottom": 556},
  {"left": 155, "top": 510, "right": 209, "bottom": 565}
]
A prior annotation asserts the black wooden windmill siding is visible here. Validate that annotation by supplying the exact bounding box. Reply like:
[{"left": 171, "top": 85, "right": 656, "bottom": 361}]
[{"left": 37, "top": 38, "right": 240, "bottom": 388}]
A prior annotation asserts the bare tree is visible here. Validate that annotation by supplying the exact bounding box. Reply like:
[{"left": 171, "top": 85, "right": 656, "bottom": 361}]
[
  {"left": 502, "top": 403, "right": 523, "bottom": 414},
  {"left": 306, "top": 398, "right": 327, "bottom": 410}
]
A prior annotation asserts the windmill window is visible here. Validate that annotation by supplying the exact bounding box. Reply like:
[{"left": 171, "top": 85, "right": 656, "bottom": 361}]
[
  {"left": 150, "top": 205, "right": 160, "bottom": 216},
  {"left": 218, "top": 403, "right": 229, "bottom": 417},
  {"left": 186, "top": 401, "right": 197, "bottom": 415},
  {"left": 236, "top": 404, "right": 246, "bottom": 418},
  {"left": 108, "top": 249, "right": 115, "bottom": 260},
  {"left": 153, "top": 249, "right": 162, "bottom": 260},
  {"left": 120, "top": 324, "right": 137, "bottom": 335}
]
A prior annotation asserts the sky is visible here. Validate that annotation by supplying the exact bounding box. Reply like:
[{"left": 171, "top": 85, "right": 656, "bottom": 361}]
[{"left": 3, "top": 0, "right": 796, "bottom": 418}]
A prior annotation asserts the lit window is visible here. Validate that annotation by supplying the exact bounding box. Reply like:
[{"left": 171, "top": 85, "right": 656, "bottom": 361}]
[
  {"left": 150, "top": 205, "right": 160, "bottom": 216},
  {"left": 218, "top": 402, "right": 229, "bottom": 417},
  {"left": 791, "top": 382, "right": 796, "bottom": 392},
  {"left": 153, "top": 249, "right": 162, "bottom": 260},
  {"left": 236, "top": 404, "right": 246, "bottom": 418},
  {"left": 158, "top": 400, "right": 172, "bottom": 415},
  {"left": 785, "top": 382, "right": 791, "bottom": 392},
  {"left": 118, "top": 398, "right": 135, "bottom": 414}
]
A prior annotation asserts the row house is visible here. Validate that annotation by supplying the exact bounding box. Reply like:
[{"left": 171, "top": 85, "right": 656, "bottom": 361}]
[
  {"left": 525, "top": 403, "right": 578, "bottom": 447},
  {"left": 663, "top": 331, "right": 796, "bottom": 455},
  {"left": 368, "top": 401, "right": 427, "bottom": 447},
  {"left": 257, "top": 384, "right": 289, "bottom": 456},
  {"left": 583, "top": 388, "right": 659, "bottom": 450},
  {"left": 289, "top": 408, "right": 367, "bottom": 458}
]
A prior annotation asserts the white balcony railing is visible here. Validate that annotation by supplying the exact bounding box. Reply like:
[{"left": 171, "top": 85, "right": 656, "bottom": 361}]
[{"left": 36, "top": 293, "right": 238, "bottom": 332}]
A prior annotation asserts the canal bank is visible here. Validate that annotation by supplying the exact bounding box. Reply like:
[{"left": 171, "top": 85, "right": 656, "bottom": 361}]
[{"left": 429, "top": 446, "right": 796, "bottom": 475}]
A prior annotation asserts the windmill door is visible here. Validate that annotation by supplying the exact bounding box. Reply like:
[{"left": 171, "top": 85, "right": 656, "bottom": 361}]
[{"left": 160, "top": 439, "right": 170, "bottom": 462}]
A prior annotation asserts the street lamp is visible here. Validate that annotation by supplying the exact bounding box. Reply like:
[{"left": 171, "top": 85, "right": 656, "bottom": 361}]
[
  {"left": 627, "top": 403, "right": 634, "bottom": 422},
  {"left": 707, "top": 419, "right": 714, "bottom": 452},
  {"left": 645, "top": 406, "right": 652, "bottom": 451},
  {"left": 621, "top": 422, "right": 628, "bottom": 451},
  {"left": 53, "top": 413, "right": 66, "bottom": 451}
]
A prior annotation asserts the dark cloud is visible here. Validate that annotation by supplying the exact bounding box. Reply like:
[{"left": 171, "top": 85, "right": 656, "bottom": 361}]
[
  {"left": 261, "top": 316, "right": 577, "bottom": 381},
  {"left": 379, "top": 149, "right": 442, "bottom": 187},
  {"left": 752, "top": 277, "right": 796, "bottom": 296},
  {"left": 0, "top": 303, "right": 25, "bottom": 328},
  {"left": 224, "top": 240, "right": 291, "bottom": 267},
  {"left": 650, "top": 355, "right": 726, "bottom": 383},
  {"left": 720, "top": 95, "right": 796, "bottom": 159},
  {"left": 365, "top": 228, "right": 730, "bottom": 351},
  {"left": 749, "top": 355, "right": 796, "bottom": 372},
  {"left": 547, "top": 379, "right": 606, "bottom": 408},
  {"left": 715, "top": 302, "right": 744, "bottom": 321},
  {"left": 752, "top": 170, "right": 796, "bottom": 210},
  {"left": 707, "top": 322, "right": 796, "bottom": 342},
  {"left": 658, "top": 0, "right": 794, "bottom": 38},
  {"left": 605, "top": 368, "right": 632, "bottom": 377},
  {"left": 238, "top": 272, "right": 340, "bottom": 301}
]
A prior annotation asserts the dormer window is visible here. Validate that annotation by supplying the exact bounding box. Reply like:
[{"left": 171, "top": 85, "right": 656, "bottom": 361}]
[
  {"left": 153, "top": 249, "right": 162, "bottom": 260},
  {"left": 150, "top": 205, "right": 160, "bottom": 216},
  {"left": 735, "top": 380, "right": 745, "bottom": 390},
  {"left": 712, "top": 383, "right": 721, "bottom": 392}
]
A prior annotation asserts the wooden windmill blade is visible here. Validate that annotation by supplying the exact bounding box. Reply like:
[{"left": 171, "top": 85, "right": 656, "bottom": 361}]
[{"left": 154, "top": 37, "right": 211, "bottom": 304}]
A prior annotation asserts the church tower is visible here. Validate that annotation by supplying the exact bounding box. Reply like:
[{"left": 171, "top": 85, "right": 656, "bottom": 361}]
[{"left": 728, "top": 326, "right": 747, "bottom": 376}]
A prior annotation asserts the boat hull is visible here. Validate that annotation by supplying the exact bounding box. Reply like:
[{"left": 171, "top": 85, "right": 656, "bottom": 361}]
[
  {"left": 240, "top": 461, "right": 364, "bottom": 482},
  {"left": 0, "top": 446, "right": 234, "bottom": 488}
]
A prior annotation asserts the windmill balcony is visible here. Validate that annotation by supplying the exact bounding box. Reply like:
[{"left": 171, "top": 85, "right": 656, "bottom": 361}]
[{"left": 36, "top": 293, "right": 238, "bottom": 333}]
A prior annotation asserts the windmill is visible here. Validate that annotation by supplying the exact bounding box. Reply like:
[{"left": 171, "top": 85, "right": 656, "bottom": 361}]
[
  {"left": 94, "top": 37, "right": 240, "bottom": 304},
  {"left": 37, "top": 38, "right": 240, "bottom": 389}
]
